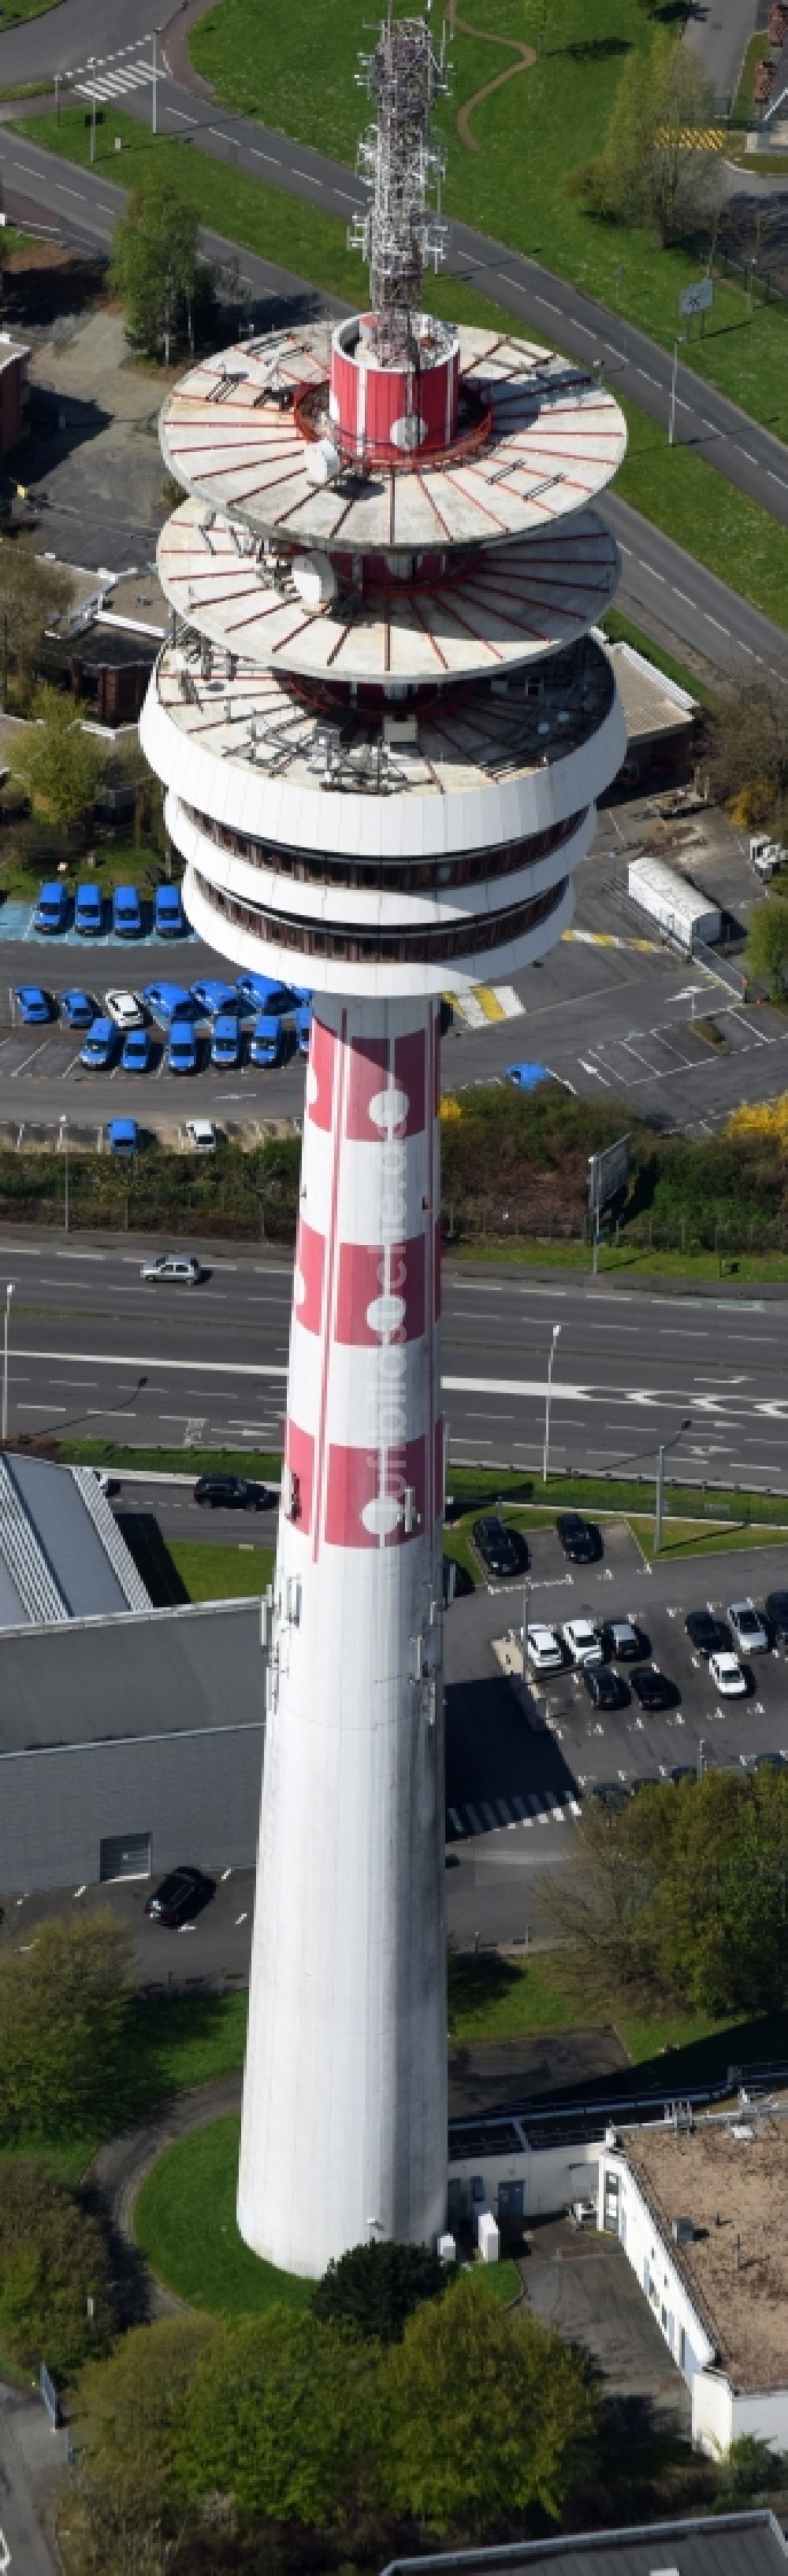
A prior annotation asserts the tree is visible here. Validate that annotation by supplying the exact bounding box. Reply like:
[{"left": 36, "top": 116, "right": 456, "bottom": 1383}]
[
  {"left": 17, "top": 686, "right": 109, "bottom": 836},
  {"left": 0, "top": 543, "right": 73, "bottom": 705},
  {"left": 383, "top": 2272, "right": 596, "bottom": 2533},
  {"left": 0, "top": 1910, "right": 133, "bottom": 2140},
  {"left": 67, "top": 2318, "right": 214, "bottom": 2575},
  {"left": 177, "top": 2310, "right": 379, "bottom": 2527},
  {"left": 311, "top": 2239, "right": 446, "bottom": 2342},
  {"left": 707, "top": 680, "right": 788, "bottom": 828},
  {"left": 571, "top": 28, "right": 719, "bottom": 247},
  {"left": 110, "top": 176, "right": 216, "bottom": 361},
  {"left": 0, "top": 2160, "right": 116, "bottom": 2378},
  {"left": 745, "top": 897, "right": 788, "bottom": 1000},
  {"left": 545, "top": 1769, "right": 788, "bottom": 2018}
]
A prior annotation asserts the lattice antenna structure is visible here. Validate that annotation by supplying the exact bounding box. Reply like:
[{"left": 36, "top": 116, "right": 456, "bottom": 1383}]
[{"left": 351, "top": 10, "right": 449, "bottom": 363}]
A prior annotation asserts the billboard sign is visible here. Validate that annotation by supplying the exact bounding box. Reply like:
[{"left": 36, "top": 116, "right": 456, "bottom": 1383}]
[
  {"left": 589, "top": 1134, "right": 629, "bottom": 1217},
  {"left": 679, "top": 278, "right": 713, "bottom": 317}
]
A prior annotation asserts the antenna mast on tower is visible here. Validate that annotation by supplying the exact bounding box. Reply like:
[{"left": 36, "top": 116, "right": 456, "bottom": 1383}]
[{"left": 352, "top": 9, "right": 449, "bottom": 364}]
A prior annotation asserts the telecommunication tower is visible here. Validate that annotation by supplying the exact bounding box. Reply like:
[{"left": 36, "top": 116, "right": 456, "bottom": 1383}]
[{"left": 140, "top": 5, "right": 626, "bottom": 2278}]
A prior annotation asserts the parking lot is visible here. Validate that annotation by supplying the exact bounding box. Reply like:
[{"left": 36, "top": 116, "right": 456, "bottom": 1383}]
[{"left": 444, "top": 1518, "right": 788, "bottom": 1836}]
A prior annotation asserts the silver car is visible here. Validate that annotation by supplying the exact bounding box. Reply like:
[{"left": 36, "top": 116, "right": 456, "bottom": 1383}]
[
  {"left": 727, "top": 1599, "right": 768, "bottom": 1655},
  {"left": 140, "top": 1254, "right": 201, "bottom": 1285}
]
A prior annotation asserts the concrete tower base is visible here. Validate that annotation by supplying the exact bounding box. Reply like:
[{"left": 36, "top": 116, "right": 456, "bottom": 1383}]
[{"left": 237, "top": 998, "right": 447, "bottom": 2279}]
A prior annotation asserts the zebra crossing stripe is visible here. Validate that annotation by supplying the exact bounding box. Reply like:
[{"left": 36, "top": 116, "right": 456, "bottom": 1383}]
[
  {"left": 464, "top": 1802, "right": 485, "bottom": 1836},
  {"left": 76, "top": 61, "right": 154, "bottom": 99}
]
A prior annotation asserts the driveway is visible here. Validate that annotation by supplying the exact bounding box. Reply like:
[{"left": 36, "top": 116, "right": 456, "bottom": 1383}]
[{"left": 684, "top": 0, "right": 758, "bottom": 108}]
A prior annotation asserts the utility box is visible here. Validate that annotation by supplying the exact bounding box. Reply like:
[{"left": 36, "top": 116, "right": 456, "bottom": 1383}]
[
  {"left": 627, "top": 855, "right": 721, "bottom": 949},
  {"left": 476, "top": 2209, "right": 500, "bottom": 2263},
  {"left": 750, "top": 833, "right": 787, "bottom": 879},
  {"left": 438, "top": 2232, "right": 456, "bottom": 2265}
]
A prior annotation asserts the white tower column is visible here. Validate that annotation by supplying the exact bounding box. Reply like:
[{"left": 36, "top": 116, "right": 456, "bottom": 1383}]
[{"left": 237, "top": 996, "right": 447, "bottom": 2278}]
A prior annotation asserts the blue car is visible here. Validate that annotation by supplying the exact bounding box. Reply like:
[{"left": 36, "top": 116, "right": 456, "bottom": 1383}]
[
  {"left": 143, "top": 981, "right": 195, "bottom": 1028},
  {"left": 295, "top": 1005, "right": 311, "bottom": 1058},
  {"left": 210, "top": 1013, "right": 242, "bottom": 1069},
  {"left": 121, "top": 1027, "right": 151, "bottom": 1073},
  {"left": 166, "top": 1020, "right": 197, "bottom": 1074},
  {"left": 235, "top": 972, "right": 294, "bottom": 1017},
  {"left": 106, "top": 1118, "right": 139, "bottom": 1158},
  {"left": 80, "top": 1017, "right": 118, "bottom": 1070},
  {"left": 154, "top": 884, "right": 184, "bottom": 938},
  {"left": 506, "top": 1062, "right": 550, "bottom": 1092},
  {"left": 250, "top": 1014, "right": 285, "bottom": 1068},
  {"left": 14, "top": 986, "right": 54, "bottom": 1025},
  {"left": 33, "top": 880, "right": 69, "bottom": 935},
  {"left": 113, "top": 884, "right": 142, "bottom": 939},
  {"left": 191, "top": 979, "right": 239, "bottom": 1019},
  {"left": 75, "top": 883, "right": 103, "bottom": 936},
  {"left": 61, "top": 989, "right": 95, "bottom": 1030}
]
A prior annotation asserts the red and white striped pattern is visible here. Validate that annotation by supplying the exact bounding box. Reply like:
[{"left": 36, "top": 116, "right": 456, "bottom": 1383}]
[{"left": 282, "top": 1000, "right": 442, "bottom": 1555}]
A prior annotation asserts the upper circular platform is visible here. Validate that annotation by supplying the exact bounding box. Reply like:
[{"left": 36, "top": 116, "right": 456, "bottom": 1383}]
[
  {"left": 157, "top": 496, "right": 619, "bottom": 688},
  {"left": 159, "top": 322, "right": 627, "bottom": 559}
]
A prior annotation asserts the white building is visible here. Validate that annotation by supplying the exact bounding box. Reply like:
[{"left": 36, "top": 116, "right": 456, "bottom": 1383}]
[
  {"left": 447, "top": 2096, "right": 788, "bottom": 2457},
  {"left": 139, "top": 6, "right": 626, "bottom": 2279}
]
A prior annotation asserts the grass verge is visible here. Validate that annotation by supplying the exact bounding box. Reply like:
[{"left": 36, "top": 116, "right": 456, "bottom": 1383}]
[
  {"left": 135, "top": 2115, "right": 314, "bottom": 2312},
  {"left": 13, "top": 105, "right": 788, "bottom": 632},
  {"left": 448, "top": 1949, "right": 788, "bottom": 2085},
  {"left": 169, "top": 1538, "right": 275, "bottom": 1600},
  {"left": 187, "top": 0, "right": 788, "bottom": 444}
]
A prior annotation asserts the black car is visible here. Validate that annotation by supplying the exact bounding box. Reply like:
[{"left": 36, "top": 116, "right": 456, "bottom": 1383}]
[
  {"left": 630, "top": 1774, "right": 663, "bottom": 1797},
  {"left": 472, "top": 1515, "right": 528, "bottom": 1579},
  {"left": 670, "top": 1765, "right": 697, "bottom": 1788},
  {"left": 583, "top": 1665, "right": 630, "bottom": 1711},
  {"left": 630, "top": 1665, "right": 678, "bottom": 1711},
  {"left": 556, "top": 1511, "right": 601, "bottom": 1565},
  {"left": 755, "top": 1750, "right": 786, "bottom": 1771},
  {"left": 601, "top": 1619, "right": 643, "bottom": 1662},
  {"left": 765, "top": 1589, "right": 788, "bottom": 1642},
  {"left": 195, "top": 1473, "right": 273, "bottom": 1511},
  {"left": 144, "top": 1865, "right": 215, "bottom": 1927},
  {"left": 686, "top": 1608, "right": 731, "bottom": 1657},
  {"left": 588, "top": 1781, "right": 630, "bottom": 1810}
]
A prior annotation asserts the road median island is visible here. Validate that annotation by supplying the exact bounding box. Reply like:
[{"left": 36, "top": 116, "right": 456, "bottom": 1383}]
[{"left": 11, "top": 106, "right": 788, "bottom": 633}]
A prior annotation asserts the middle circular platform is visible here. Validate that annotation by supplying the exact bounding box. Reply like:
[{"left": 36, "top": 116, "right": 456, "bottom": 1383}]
[{"left": 157, "top": 497, "right": 619, "bottom": 688}]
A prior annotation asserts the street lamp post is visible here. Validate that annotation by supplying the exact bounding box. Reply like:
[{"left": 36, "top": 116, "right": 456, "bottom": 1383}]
[
  {"left": 668, "top": 339, "right": 680, "bottom": 447},
  {"left": 542, "top": 1323, "right": 561, "bottom": 1486},
  {"left": 60, "top": 1114, "right": 69, "bottom": 1235},
  {"left": 655, "top": 1415, "right": 692, "bottom": 1553},
  {"left": 88, "top": 63, "right": 97, "bottom": 163},
  {"left": 2, "top": 1282, "right": 13, "bottom": 1447}
]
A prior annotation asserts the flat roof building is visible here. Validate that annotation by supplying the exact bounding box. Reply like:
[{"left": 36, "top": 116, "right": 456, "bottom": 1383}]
[{"left": 380, "top": 2512, "right": 788, "bottom": 2576}]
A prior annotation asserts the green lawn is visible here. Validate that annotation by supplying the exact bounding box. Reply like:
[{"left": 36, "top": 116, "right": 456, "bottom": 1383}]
[
  {"left": 189, "top": 0, "right": 788, "bottom": 443},
  {"left": 58, "top": 1439, "right": 282, "bottom": 1481},
  {"left": 448, "top": 1948, "right": 788, "bottom": 2082},
  {"left": 13, "top": 105, "right": 788, "bottom": 632},
  {"left": 169, "top": 1539, "right": 275, "bottom": 1602},
  {"left": 0, "top": 1988, "right": 248, "bottom": 2181},
  {"left": 135, "top": 2115, "right": 314, "bottom": 2312},
  {"left": 0, "top": 0, "right": 58, "bottom": 23}
]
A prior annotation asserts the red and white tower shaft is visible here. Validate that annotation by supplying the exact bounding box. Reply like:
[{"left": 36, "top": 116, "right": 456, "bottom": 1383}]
[
  {"left": 141, "top": 2, "right": 627, "bottom": 2274},
  {"left": 238, "top": 999, "right": 445, "bottom": 2270}
]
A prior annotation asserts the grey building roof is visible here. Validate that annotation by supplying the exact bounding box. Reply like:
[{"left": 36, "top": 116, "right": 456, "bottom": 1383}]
[
  {"left": 0, "top": 1597, "right": 264, "bottom": 1756},
  {"left": 380, "top": 2514, "right": 788, "bottom": 2576},
  {"left": 0, "top": 1454, "right": 150, "bottom": 1628}
]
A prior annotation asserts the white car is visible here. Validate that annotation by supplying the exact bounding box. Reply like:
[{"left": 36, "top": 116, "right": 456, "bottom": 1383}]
[
  {"left": 105, "top": 988, "right": 143, "bottom": 1029},
  {"left": 709, "top": 1650, "right": 748, "bottom": 1698},
  {"left": 526, "top": 1624, "right": 563, "bottom": 1673},
  {"left": 562, "top": 1617, "right": 603, "bottom": 1669},
  {"left": 727, "top": 1600, "right": 768, "bottom": 1655},
  {"left": 184, "top": 1118, "right": 217, "bottom": 1154}
]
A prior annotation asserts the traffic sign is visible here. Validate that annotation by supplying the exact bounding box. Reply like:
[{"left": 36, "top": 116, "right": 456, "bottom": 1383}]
[{"left": 679, "top": 278, "right": 713, "bottom": 317}]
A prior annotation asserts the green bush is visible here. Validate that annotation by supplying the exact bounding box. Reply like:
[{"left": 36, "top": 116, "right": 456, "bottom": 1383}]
[{"left": 0, "top": 2161, "right": 115, "bottom": 2378}]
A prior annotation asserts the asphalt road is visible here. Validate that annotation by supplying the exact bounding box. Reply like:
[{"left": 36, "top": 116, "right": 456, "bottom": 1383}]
[
  {"left": 5, "top": 1236, "right": 788, "bottom": 1496},
  {"left": 2, "top": 122, "right": 788, "bottom": 684},
  {"left": 0, "top": 2392, "right": 59, "bottom": 2576},
  {"left": 685, "top": 0, "right": 757, "bottom": 106}
]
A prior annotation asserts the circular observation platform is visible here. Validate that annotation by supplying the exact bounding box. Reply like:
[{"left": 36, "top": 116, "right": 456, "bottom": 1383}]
[
  {"left": 157, "top": 497, "right": 619, "bottom": 690},
  {"left": 139, "top": 632, "right": 626, "bottom": 868},
  {"left": 158, "top": 324, "right": 627, "bottom": 558}
]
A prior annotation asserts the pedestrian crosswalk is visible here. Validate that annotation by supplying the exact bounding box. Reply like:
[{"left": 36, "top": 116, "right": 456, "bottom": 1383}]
[
  {"left": 74, "top": 57, "right": 156, "bottom": 102},
  {"left": 447, "top": 1787, "right": 580, "bottom": 1837}
]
